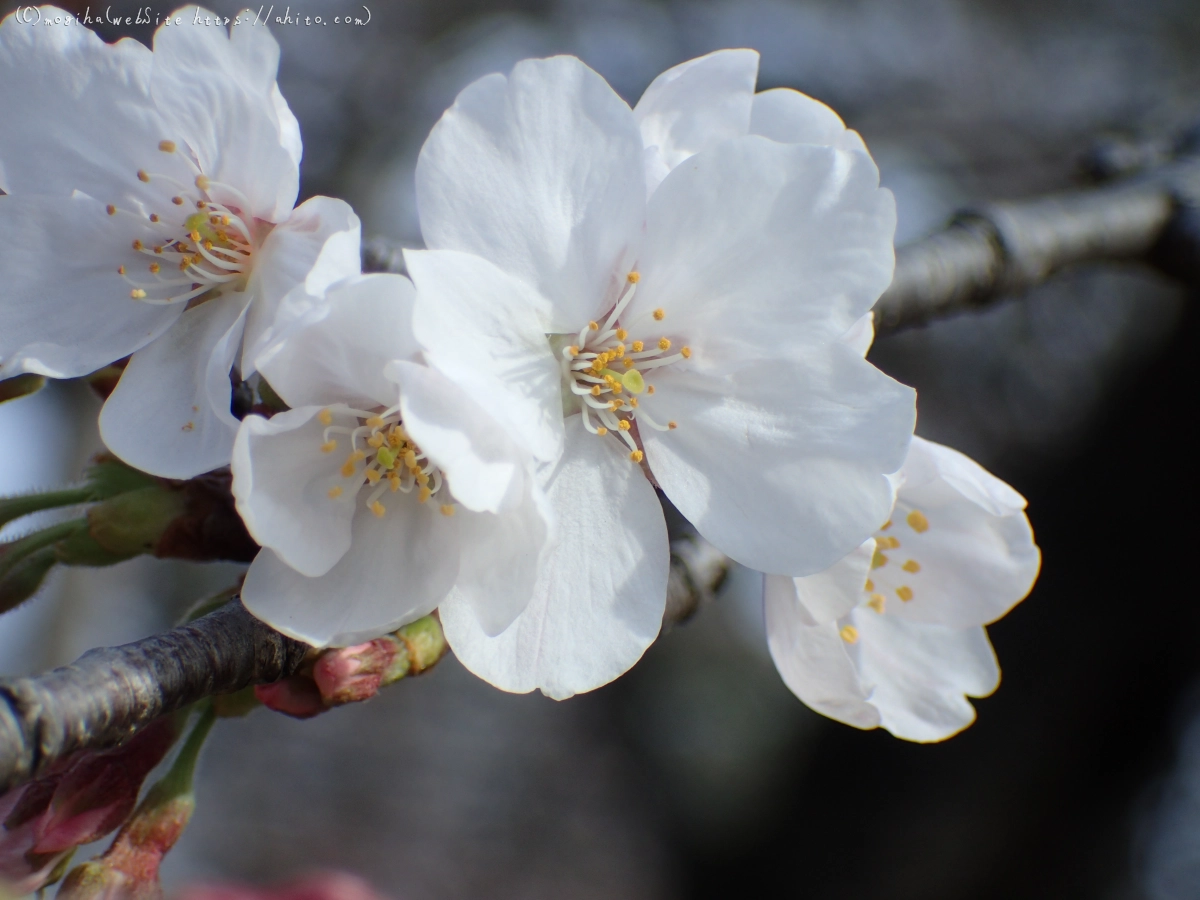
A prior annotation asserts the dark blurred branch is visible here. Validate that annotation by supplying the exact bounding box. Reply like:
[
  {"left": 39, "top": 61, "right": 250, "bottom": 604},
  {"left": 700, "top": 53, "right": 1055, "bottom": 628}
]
[
  {"left": 0, "top": 537, "right": 728, "bottom": 791},
  {"left": 874, "top": 157, "right": 1200, "bottom": 334},
  {"left": 0, "top": 601, "right": 309, "bottom": 793}
]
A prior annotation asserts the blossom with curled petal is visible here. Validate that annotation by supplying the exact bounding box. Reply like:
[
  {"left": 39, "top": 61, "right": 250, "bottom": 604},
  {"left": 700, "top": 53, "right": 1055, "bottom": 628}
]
[
  {"left": 407, "top": 51, "right": 915, "bottom": 698},
  {"left": 764, "top": 434, "right": 1041, "bottom": 742},
  {"left": 231, "top": 274, "right": 549, "bottom": 648},
  {"left": 0, "top": 7, "right": 360, "bottom": 479}
]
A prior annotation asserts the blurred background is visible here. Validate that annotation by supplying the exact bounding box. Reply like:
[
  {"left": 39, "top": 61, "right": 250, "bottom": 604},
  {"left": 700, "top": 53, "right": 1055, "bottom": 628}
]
[{"left": 1, "top": 0, "right": 1198, "bottom": 896}]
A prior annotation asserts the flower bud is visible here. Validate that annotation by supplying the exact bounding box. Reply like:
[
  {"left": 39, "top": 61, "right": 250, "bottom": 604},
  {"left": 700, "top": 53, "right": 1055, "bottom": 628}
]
[
  {"left": 254, "top": 678, "right": 326, "bottom": 720},
  {"left": 312, "top": 639, "right": 398, "bottom": 706},
  {"left": 0, "top": 716, "right": 178, "bottom": 894}
]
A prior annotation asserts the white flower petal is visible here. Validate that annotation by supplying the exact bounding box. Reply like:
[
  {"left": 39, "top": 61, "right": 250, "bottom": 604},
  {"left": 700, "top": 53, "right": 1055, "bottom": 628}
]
[
  {"left": 870, "top": 437, "right": 1041, "bottom": 628},
  {"left": 764, "top": 577, "right": 880, "bottom": 730},
  {"left": 242, "top": 500, "right": 460, "bottom": 648},
  {"left": 150, "top": 10, "right": 299, "bottom": 222},
  {"left": 632, "top": 136, "right": 896, "bottom": 354},
  {"left": 441, "top": 418, "right": 668, "bottom": 699},
  {"left": 851, "top": 608, "right": 1000, "bottom": 742},
  {"left": 231, "top": 406, "right": 360, "bottom": 578},
  {"left": 641, "top": 347, "right": 915, "bottom": 576},
  {"left": 750, "top": 87, "right": 868, "bottom": 152},
  {"left": 0, "top": 192, "right": 182, "bottom": 379},
  {"left": 241, "top": 195, "right": 361, "bottom": 376},
  {"left": 0, "top": 12, "right": 189, "bottom": 204},
  {"left": 783, "top": 538, "right": 877, "bottom": 626},
  {"left": 415, "top": 56, "right": 646, "bottom": 330},
  {"left": 389, "top": 360, "right": 527, "bottom": 515},
  {"left": 257, "top": 274, "right": 417, "bottom": 411},
  {"left": 407, "top": 249, "right": 565, "bottom": 465},
  {"left": 634, "top": 48, "right": 759, "bottom": 192},
  {"left": 99, "top": 293, "right": 249, "bottom": 479},
  {"left": 452, "top": 491, "right": 552, "bottom": 637}
]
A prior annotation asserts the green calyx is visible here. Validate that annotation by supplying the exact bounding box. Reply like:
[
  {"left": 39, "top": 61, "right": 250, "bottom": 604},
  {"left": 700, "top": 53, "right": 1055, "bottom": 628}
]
[{"left": 0, "top": 373, "right": 45, "bottom": 405}]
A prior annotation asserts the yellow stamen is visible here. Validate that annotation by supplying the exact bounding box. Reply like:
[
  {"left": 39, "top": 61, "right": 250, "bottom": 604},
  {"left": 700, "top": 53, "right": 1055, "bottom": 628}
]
[
  {"left": 440, "top": 504, "right": 455, "bottom": 517},
  {"left": 902, "top": 560, "right": 921, "bottom": 573},
  {"left": 627, "top": 271, "right": 640, "bottom": 283},
  {"left": 117, "top": 265, "right": 126, "bottom": 275},
  {"left": 389, "top": 474, "right": 401, "bottom": 492},
  {"left": 418, "top": 486, "right": 432, "bottom": 503},
  {"left": 149, "top": 262, "right": 161, "bottom": 274},
  {"left": 591, "top": 385, "right": 602, "bottom": 396},
  {"left": 366, "top": 415, "right": 385, "bottom": 428},
  {"left": 149, "top": 214, "right": 160, "bottom": 223},
  {"left": 906, "top": 510, "right": 930, "bottom": 533},
  {"left": 137, "top": 170, "right": 150, "bottom": 183},
  {"left": 623, "top": 359, "right": 635, "bottom": 368},
  {"left": 132, "top": 239, "right": 143, "bottom": 251},
  {"left": 130, "top": 289, "right": 147, "bottom": 299},
  {"left": 195, "top": 175, "right": 210, "bottom": 191},
  {"left": 630, "top": 450, "right": 644, "bottom": 463},
  {"left": 589, "top": 321, "right": 599, "bottom": 331},
  {"left": 596, "top": 427, "right": 608, "bottom": 436},
  {"left": 618, "top": 419, "right": 631, "bottom": 431},
  {"left": 658, "top": 338, "right": 671, "bottom": 351},
  {"left": 631, "top": 341, "right": 644, "bottom": 352},
  {"left": 877, "top": 536, "right": 900, "bottom": 550},
  {"left": 867, "top": 594, "right": 886, "bottom": 614},
  {"left": 896, "top": 586, "right": 914, "bottom": 602},
  {"left": 647, "top": 385, "right": 655, "bottom": 395},
  {"left": 653, "top": 308, "right": 665, "bottom": 321},
  {"left": 839, "top": 625, "right": 859, "bottom": 643},
  {"left": 327, "top": 486, "right": 343, "bottom": 499},
  {"left": 370, "top": 500, "right": 386, "bottom": 518},
  {"left": 404, "top": 450, "right": 417, "bottom": 469},
  {"left": 365, "top": 469, "right": 382, "bottom": 485},
  {"left": 172, "top": 196, "right": 184, "bottom": 206},
  {"left": 871, "top": 549, "right": 888, "bottom": 569},
  {"left": 864, "top": 579, "right": 875, "bottom": 592},
  {"left": 668, "top": 421, "right": 677, "bottom": 430},
  {"left": 318, "top": 408, "right": 333, "bottom": 426},
  {"left": 106, "top": 204, "right": 116, "bottom": 216},
  {"left": 681, "top": 347, "right": 691, "bottom": 359},
  {"left": 568, "top": 346, "right": 580, "bottom": 357},
  {"left": 367, "top": 433, "right": 385, "bottom": 449},
  {"left": 159, "top": 140, "right": 177, "bottom": 153},
  {"left": 615, "top": 328, "right": 628, "bottom": 340},
  {"left": 321, "top": 440, "right": 337, "bottom": 454}
]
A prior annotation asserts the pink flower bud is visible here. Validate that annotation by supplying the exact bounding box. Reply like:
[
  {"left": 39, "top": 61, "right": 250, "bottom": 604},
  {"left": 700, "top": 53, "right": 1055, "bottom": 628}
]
[
  {"left": 0, "top": 716, "right": 177, "bottom": 894},
  {"left": 312, "top": 639, "right": 398, "bottom": 706},
  {"left": 254, "top": 677, "right": 327, "bottom": 719},
  {"left": 179, "top": 871, "right": 391, "bottom": 900}
]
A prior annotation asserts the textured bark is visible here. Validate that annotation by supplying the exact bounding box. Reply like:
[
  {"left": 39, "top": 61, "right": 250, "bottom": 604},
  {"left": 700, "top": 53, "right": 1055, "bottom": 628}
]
[
  {"left": 0, "top": 602, "right": 309, "bottom": 792},
  {"left": 874, "top": 158, "right": 1200, "bottom": 334}
]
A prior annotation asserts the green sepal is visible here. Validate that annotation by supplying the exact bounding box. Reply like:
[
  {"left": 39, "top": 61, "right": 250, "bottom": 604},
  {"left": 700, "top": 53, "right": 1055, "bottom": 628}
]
[
  {"left": 0, "top": 374, "right": 45, "bottom": 405},
  {"left": 86, "top": 486, "right": 188, "bottom": 557}
]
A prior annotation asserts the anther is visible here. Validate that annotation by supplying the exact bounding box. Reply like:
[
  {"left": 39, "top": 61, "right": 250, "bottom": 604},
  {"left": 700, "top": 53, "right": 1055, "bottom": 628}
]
[
  {"left": 189, "top": 230, "right": 201, "bottom": 243},
  {"left": 153, "top": 246, "right": 163, "bottom": 254},
  {"left": 668, "top": 421, "right": 677, "bottom": 430},
  {"left": 596, "top": 427, "right": 608, "bottom": 436},
  {"left": 591, "top": 385, "right": 601, "bottom": 396},
  {"left": 149, "top": 262, "right": 160, "bottom": 274},
  {"left": 627, "top": 271, "right": 640, "bottom": 283},
  {"left": 630, "top": 450, "right": 644, "bottom": 463},
  {"left": 195, "top": 175, "right": 210, "bottom": 191},
  {"left": 159, "top": 140, "right": 177, "bottom": 153},
  {"left": 132, "top": 239, "right": 143, "bottom": 251},
  {"left": 137, "top": 170, "right": 150, "bottom": 183},
  {"left": 366, "top": 415, "right": 385, "bottom": 428},
  {"left": 631, "top": 341, "right": 644, "bottom": 352},
  {"left": 367, "top": 433, "right": 384, "bottom": 449},
  {"left": 371, "top": 501, "right": 386, "bottom": 518},
  {"left": 906, "top": 510, "right": 930, "bottom": 533},
  {"left": 616, "top": 328, "right": 628, "bottom": 340},
  {"left": 106, "top": 204, "right": 116, "bottom": 216},
  {"left": 867, "top": 594, "right": 886, "bottom": 613},
  {"left": 418, "top": 486, "right": 432, "bottom": 503},
  {"left": 864, "top": 579, "right": 875, "bottom": 592},
  {"left": 568, "top": 346, "right": 579, "bottom": 357},
  {"left": 871, "top": 549, "right": 888, "bottom": 569},
  {"left": 365, "top": 469, "right": 381, "bottom": 485},
  {"left": 902, "top": 560, "right": 921, "bottom": 573},
  {"left": 653, "top": 308, "right": 665, "bottom": 321},
  {"left": 440, "top": 504, "right": 455, "bottom": 517},
  {"left": 877, "top": 536, "right": 900, "bottom": 550},
  {"left": 896, "top": 586, "right": 914, "bottom": 602},
  {"left": 647, "top": 385, "right": 655, "bottom": 394},
  {"left": 130, "top": 289, "right": 147, "bottom": 299},
  {"left": 589, "top": 321, "right": 599, "bottom": 331},
  {"left": 839, "top": 625, "right": 859, "bottom": 644},
  {"left": 327, "top": 486, "right": 343, "bottom": 499},
  {"left": 172, "top": 196, "right": 184, "bottom": 206},
  {"left": 149, "top": 214, "right": 160, "bottom": 223},
  {"left": 404, "top": 450, "right": 417, "bottom": 468},
  {"left": 318, "top": 409, "right": 333, "bottom": 426},
  {"left": 618, "top": 420, "right": 631, "bottom": 431},
  {"left": 623, "top": 359, "right": 635, "bottom": 368},
  {"left": 117, "top": 265, "right": 126, "bottom": 275},
  {"left": 321, "top": 440, "right": 337, "bottom": 454},
  {"left": 681, "top": 347, "right": 692, "bottom": 359},
  {"left": 658, "top": 338, "right": 671, "bottom": 351}
]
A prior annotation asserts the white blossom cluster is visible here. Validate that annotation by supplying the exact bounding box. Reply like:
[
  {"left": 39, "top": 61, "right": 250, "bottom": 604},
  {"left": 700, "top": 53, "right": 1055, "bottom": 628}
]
[{"left": 0, "top": 8, "right": 1040, "bottom": 741}]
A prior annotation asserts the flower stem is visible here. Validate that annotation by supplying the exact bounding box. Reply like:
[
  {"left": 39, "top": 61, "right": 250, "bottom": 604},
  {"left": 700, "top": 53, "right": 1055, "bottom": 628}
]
[{"left": 0, "top": 488, "right": 94, "bottom": 530}]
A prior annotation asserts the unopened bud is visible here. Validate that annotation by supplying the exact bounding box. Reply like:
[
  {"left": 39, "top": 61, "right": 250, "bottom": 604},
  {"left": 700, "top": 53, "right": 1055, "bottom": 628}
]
[
  {"left": 254, "top": 678, "right": 326, "bottom": 720},
  {"left": 312, "top": 639, "right": 398, "bottom": 706},
  {"left": 0, "top": 546, "right": 56, "bottom": 616},
  {"left": 86, "top": 487, "right": 188, "bottom": 558}
]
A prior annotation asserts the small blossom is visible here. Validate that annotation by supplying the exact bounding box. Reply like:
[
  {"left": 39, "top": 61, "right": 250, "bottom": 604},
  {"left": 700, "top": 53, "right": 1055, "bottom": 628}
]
[
  {"left": 0, "top": 7, "right": 361, "bottom": 479},
  {"left": 232, "top": 275, "right": 550, "bottom": 648},
  {"left": 764, "top": 435, "right": 1042, "bottom": 741},
  {"left": 408, "top": 51, "right": 914, "bottom": 698}
]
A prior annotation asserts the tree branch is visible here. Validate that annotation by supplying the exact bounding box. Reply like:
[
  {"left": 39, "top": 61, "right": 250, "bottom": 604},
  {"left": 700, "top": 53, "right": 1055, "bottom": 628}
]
[
  {"left": 874, "top": 157, "right": 1200, "bottom": 335},
  {"left": 0, "top": 601, "right": 309, "bottom": 793},
  {"left": 0, "top": 540, "right": 729, "bottom": 791}
]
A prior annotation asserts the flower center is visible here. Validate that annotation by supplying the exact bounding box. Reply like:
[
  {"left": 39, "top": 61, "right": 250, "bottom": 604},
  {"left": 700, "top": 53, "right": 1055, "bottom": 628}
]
[
  {"left": 108, "top": 140, "right": 262, "bottom": 308},
  {"left": 557, "top": 271, "right": 691, "bottom": 463},
  {"left": 855, "top": 508, "right": 931, "bottom": 624},
  {"left": 317, "top": 405, "right": 455, "bottom": 519}
]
